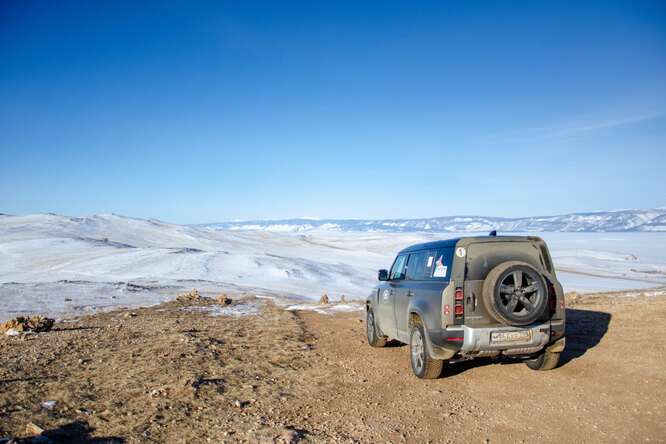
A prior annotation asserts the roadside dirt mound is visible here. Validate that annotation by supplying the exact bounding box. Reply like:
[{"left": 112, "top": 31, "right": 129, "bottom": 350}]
[
  {"left": 1, "top": 293, "right": 664, "bottom": 442},
  {"left": 1, "top": 316, "right": 55, "bottom": 335}
]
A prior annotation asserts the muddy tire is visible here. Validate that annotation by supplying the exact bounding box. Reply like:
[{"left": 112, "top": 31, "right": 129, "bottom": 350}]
[
  {"left": 482, "top": 261, "right": 548, "bottom": 326},
  {"left": 366, "top": 306, "right": 387, "bottom": 347},
  {"left": 409, "top": 322, "right": 443, "bottom": 379},
  {"left": 525, "top": 350, "right": 560, "bottom": 371}
]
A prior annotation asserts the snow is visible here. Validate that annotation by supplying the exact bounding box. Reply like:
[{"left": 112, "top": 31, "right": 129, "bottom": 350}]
[
  {"left": 285, "top": 304, "right": 331, "bottom": 315},
  {"left": 1, "top": 213, "right": 666, "bottom": 322},
  {"left": 284, "top": 302, "right": 364, "bottom": 315},
  {"left": 327, "top": 303, "right": 365, "bottom": 313},
  {"left": 183, "top": 302, "right": 261, "bottom": 318}
]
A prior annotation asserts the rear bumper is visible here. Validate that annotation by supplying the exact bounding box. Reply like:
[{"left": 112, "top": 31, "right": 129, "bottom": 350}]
[{"left": 427, "top": 320, "right": 565, "bottom": 359}]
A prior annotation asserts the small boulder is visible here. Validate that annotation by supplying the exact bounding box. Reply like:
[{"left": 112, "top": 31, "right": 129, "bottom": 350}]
[{"left": 219, "top": 293, "right": 233, "bottom": 306}]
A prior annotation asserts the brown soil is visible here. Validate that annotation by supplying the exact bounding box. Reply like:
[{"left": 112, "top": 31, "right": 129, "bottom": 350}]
[{"left": 1, "top": 292, "right": 664, "bottom": 443}]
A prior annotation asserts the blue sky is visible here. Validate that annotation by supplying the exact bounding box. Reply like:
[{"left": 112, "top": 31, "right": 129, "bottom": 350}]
[{"left": 1, "top": 1, "right": 665, "bottom": 224}]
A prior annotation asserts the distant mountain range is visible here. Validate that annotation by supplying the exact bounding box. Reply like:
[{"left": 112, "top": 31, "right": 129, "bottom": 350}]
[{"left": 198, "top": 208, "right": 666, "bottom": 233}]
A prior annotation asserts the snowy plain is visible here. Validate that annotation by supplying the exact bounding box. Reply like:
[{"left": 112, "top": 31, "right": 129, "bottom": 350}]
[{"left": 1, "top": 213, "right": 665, "bottom": 322}]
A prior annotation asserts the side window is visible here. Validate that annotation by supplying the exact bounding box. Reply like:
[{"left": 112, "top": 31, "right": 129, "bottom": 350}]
[
  {"left": 390, "top": 254, "right": 407, "bottom": 280},
  {"left": 406, "top": 252, "right": 426, "bottom": 280},
  {"left": 425, "top": 248, "right": 454, "bottom": 280}
]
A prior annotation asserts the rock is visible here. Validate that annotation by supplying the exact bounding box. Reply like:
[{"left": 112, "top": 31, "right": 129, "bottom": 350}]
[
  {"left": 177, "top": 289, "right": 207, "bottom": 303},
  {"left": 26, "top": 422, "right": 44, "bottom": 435},
  {"left": 319, "top": 294, "right": 329, "bottom": 304},
  {"left": 219, "top": 294, "right": 233, "bottom": 306},
  {"left": 1, "top": 315, "right": 55, "bottom": 334},
  {"left": 235, "top": 400, "right": 242, "bottom": 408},
  {"left": 123, "top": 312, "right": 137, "bottom": 318},
  {"left": 340, "top": 295, "right": 345, "bottom": 302},
  {"left": 41, "top": 400, "right": 57, "bottom": 409}
]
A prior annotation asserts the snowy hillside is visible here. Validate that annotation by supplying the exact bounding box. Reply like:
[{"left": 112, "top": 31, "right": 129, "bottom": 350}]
[
  {"left": 199, "top": 208, "right": 666, "bottom": 233},
  {"left": 1, "top": 213, "right": 666, "bottom": 322}
]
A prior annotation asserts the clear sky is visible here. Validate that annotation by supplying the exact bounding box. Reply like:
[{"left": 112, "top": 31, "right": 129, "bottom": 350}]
[{"left": 1, "top": 1, "right": 665, "bottom": 224}]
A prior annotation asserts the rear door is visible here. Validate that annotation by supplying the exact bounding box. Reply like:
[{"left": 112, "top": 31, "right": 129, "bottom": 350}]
[
  {"left": 394, "top": 249, "right": 453, "bottom": 342},
  {"left": 463, "top": 241, "right": 546, "bottom": 327}
]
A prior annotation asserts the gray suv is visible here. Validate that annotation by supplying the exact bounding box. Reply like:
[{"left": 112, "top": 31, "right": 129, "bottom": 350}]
[{"left": 365, "top": 234, "right": 566, "bottom": 378}]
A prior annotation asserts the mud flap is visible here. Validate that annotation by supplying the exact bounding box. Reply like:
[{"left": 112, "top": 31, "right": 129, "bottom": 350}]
[{"left": 546, "top": 337, "right": 566, "bottom": 353}]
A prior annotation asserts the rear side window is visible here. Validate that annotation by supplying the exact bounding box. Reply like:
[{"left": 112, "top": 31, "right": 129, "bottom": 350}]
[
  {"left": 426, "top": 248, "right": 454, "bottom": 280},
  {"left": 539, "top": 244, "right": 554, "bottom": 274},
  {"left": 403, "top": 248, "right": 454, "bottom": 281}
]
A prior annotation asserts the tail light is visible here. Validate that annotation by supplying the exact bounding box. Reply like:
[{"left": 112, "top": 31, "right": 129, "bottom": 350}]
[
  {"left": 548, "top": 284, "right": 557, "bottom": 311},
  {"left": 454, "top": 287, "right": 463, "bottom": 319}
]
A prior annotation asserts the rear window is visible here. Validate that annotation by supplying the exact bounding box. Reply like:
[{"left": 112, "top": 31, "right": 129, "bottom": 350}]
[{"left": 405, "top": 248, "right": 454, "bottom": 281}]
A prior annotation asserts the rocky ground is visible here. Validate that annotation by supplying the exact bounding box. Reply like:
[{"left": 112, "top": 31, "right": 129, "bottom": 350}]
[{"left": 1, "top": 290, "right": 665, "bottom": 443}]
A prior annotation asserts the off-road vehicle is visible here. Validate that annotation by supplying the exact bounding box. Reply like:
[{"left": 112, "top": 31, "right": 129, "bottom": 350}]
[{"left": 365, "top": 233, "right": 566, "bottom": 378}]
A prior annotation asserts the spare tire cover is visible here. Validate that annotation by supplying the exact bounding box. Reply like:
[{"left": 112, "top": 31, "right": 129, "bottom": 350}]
[{"left": 482, "top": 261, "right": 548, "bottom": 326}]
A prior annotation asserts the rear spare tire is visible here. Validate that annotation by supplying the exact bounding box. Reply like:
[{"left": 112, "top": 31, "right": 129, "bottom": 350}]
[{"left": 482, "top": 261, "right": 547, "bottom": 326}]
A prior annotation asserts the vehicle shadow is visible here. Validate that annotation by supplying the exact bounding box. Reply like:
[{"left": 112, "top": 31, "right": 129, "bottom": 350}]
[
  {"left": 558, "top": 307, "right": 611, "bottom": 366},
  {"left": 27, "top": 420, "right": 125, "bottom": 443},
  {"left": 440, "top": 307, "right": 611, "bottom": 376},
  {"left": 384, "top": 339, "right": 407, "bottom": 348}
]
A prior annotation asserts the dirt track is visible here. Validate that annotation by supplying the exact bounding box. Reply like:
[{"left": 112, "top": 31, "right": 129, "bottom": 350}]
[{"left": 1, "top": 292, "right": 664, "bottom": 442}]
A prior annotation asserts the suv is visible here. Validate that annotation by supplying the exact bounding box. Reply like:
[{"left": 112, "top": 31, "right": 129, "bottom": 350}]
[{"left": 365, "top": 234, "right": 566, "bottom": 378}]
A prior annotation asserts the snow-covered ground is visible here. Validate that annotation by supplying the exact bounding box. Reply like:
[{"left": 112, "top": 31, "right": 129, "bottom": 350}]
[{"left": 1, "top": 214, "right": 665, "bottom": 322}]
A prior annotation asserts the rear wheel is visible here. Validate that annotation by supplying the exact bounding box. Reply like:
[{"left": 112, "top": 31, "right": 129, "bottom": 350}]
[
  {"left": 525, "top": 350, "right": 560, "bottom": 371},
  {"left": 366, "top": 306, "right": 387, "bottom": 347},
  {"left": 483, "top": 261, "right": 548, "bottom": 326},
  {"left": 409, "top": 322, "right": 443, "bottom": 379}
]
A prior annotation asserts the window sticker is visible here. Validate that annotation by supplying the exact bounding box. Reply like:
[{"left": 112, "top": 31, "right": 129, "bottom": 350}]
[{"left": 433, "top": 255, "right": 447, "bottom": 277}]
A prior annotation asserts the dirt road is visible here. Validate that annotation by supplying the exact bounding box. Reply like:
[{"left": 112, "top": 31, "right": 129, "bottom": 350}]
[
  {"left": 1, "top": 292, "right": 664, "bottom": 442},
  {"left": 286, "top": 294, "right": 665, "bottom": 442}
]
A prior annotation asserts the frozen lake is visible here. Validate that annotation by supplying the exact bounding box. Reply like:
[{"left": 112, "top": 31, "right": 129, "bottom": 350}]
[{"left": 1, "top": 214, "right": 665, "bottom": 321}]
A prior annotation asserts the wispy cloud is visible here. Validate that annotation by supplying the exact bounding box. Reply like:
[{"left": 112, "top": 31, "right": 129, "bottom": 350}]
[{"left": 477, "top": 107, "right": 666, "bottom": 145}]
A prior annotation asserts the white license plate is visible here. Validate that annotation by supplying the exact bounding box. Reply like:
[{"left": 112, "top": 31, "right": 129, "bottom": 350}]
[{"left": 491, "top": 330, "right": 532, "bottom": 343}]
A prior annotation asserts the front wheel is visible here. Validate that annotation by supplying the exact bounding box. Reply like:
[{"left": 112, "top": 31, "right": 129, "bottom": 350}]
[
  {"left": 409, "top": 322, "right": 443, "bottom": 379},
  {"left": 525, "top": 350, "right": 560, "bottom": 371},
  {"left": 366, "top": 306, "right": 387, "bottom": 347}
]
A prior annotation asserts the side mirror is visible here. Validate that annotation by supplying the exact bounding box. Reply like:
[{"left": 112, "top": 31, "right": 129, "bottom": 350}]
[{"left": 378, "top": 269, "right": 389, "bottom": 281}]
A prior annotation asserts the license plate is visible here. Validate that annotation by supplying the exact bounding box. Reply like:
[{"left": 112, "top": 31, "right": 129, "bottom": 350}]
[{"left": 491, "top": 330, "right": 532, "bottom": 344}]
